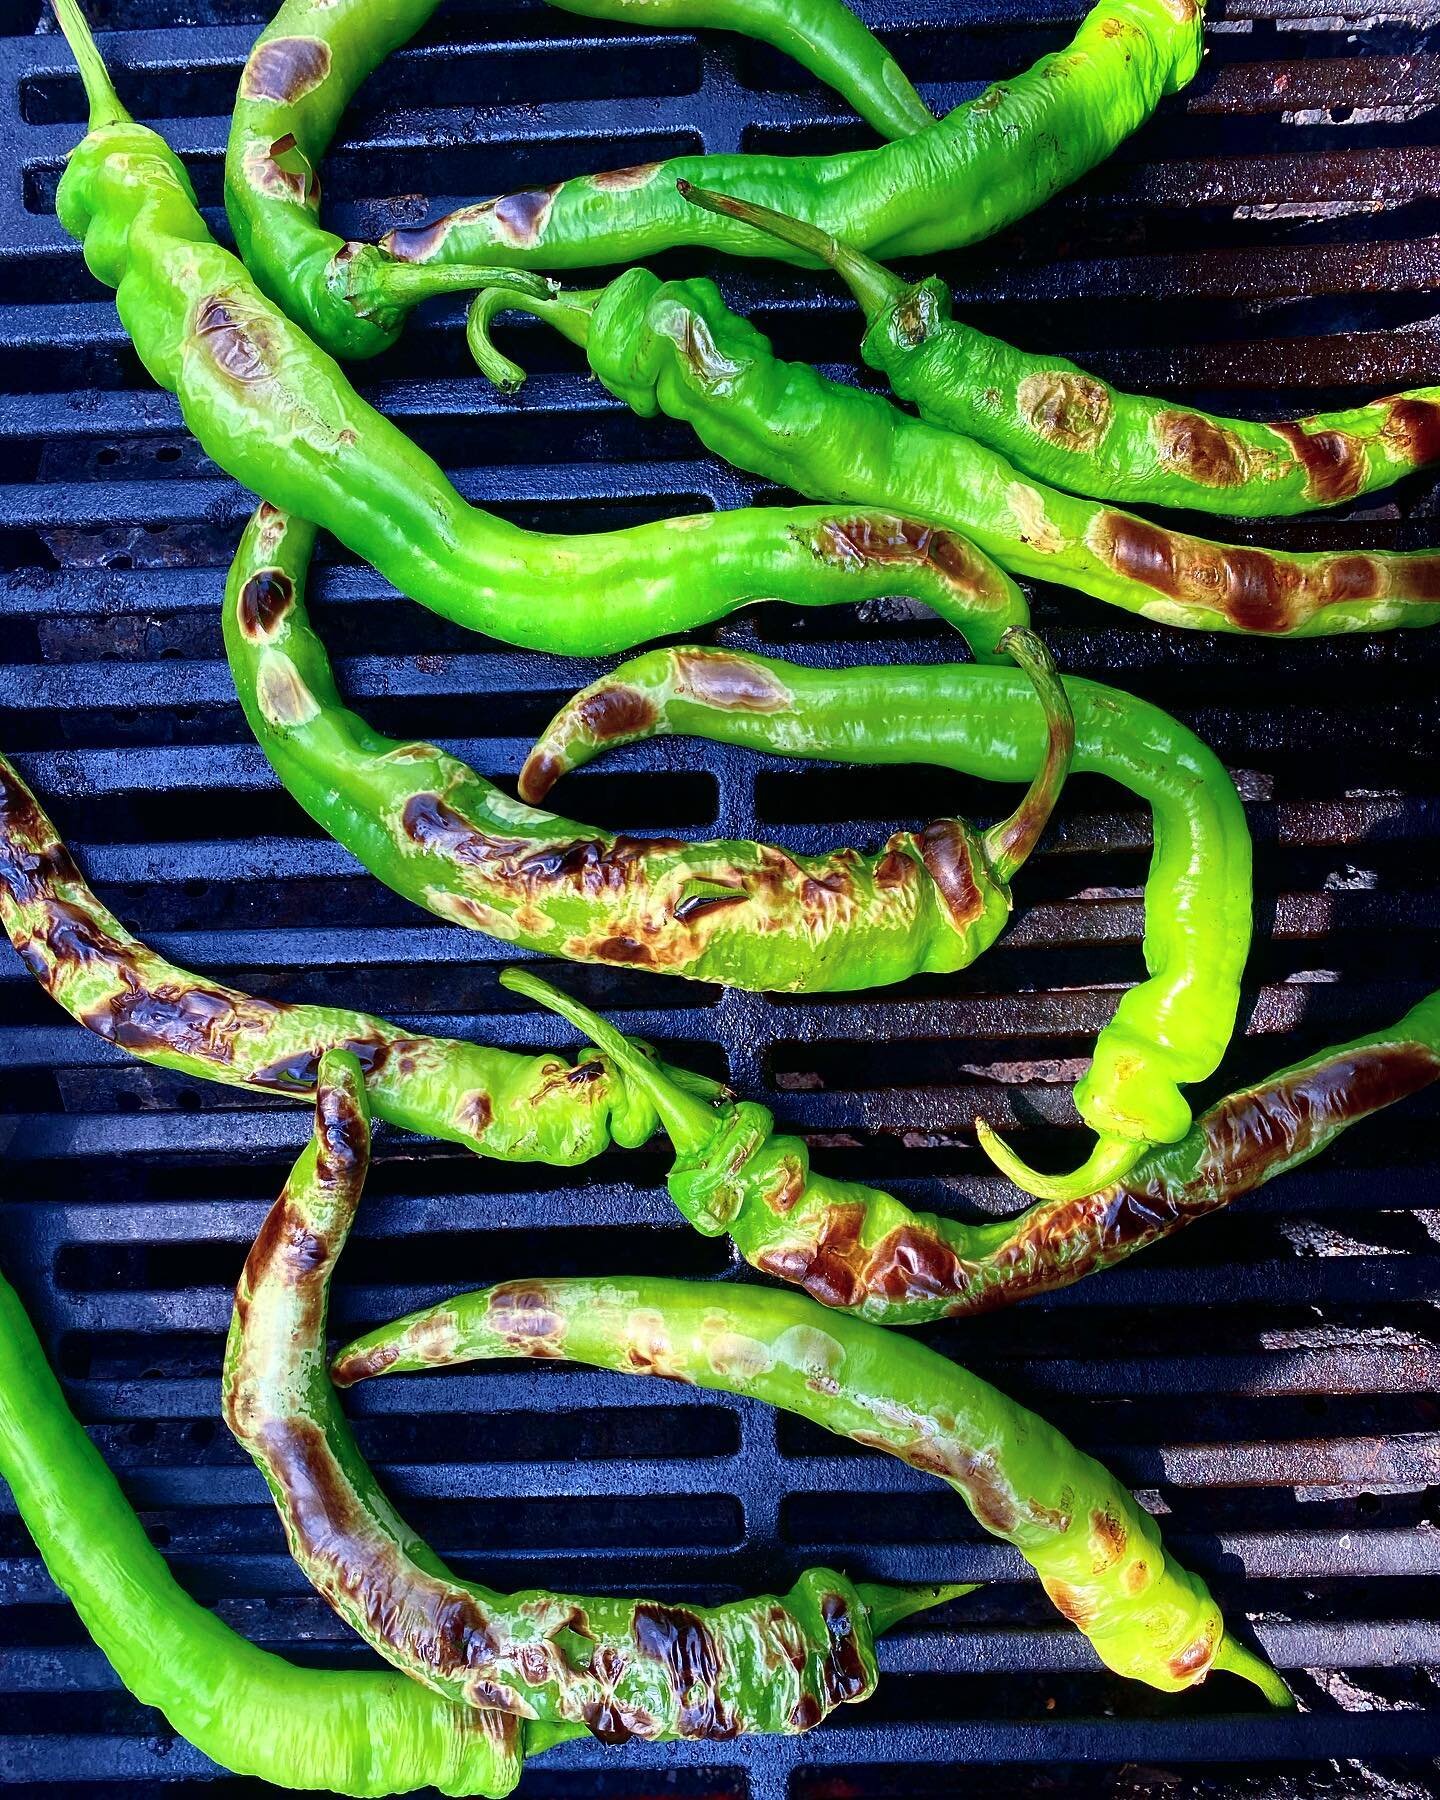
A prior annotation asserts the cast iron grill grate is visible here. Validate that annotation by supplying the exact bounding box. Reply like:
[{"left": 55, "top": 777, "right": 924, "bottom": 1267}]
[{"left": 1, "top": 0, "right": 1438, "bottom": 1793}]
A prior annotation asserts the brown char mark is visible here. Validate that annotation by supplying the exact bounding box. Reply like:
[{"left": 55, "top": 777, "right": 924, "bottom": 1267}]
[
  {"left": 817, "top": 1592, "right": 870, "bottom": 1707},
  {"left": 491, "top": 186, "right": 561, "bottom": 248},
  {"left": 1270, "top": 421, "right": 1366, "bottom": 502},
  {"left": 590, "top": 162, "right": 662, "bottom": 192},
  {"left": 241, "top": 36, "right": 332, "bottom": 104},
  {"left": 814, "top": 514, "right": 991, "bottom": 599},
  {"left": 672, "top": 649, "right": 791, "bottom": 714},
  {"left": 1382, "top": 395, "right": 1440, "bottom": 467},
  {"left": 574, "top": 683, "right": 658, "bottom": 743},
  {"left": 243, "top": 1193, "right": 332, "bottom": 1295},
  {"left": 315, "top": 1076, "right": 367, "bottom": 1187},
  {"left": 1097, "top": 513, "right": 1299, "bottom": 633},
  {"left": 237, "top": 569, "right": 295, "bottom": 643},
  {"left": 485, "top": 1281, "right": 568, "bottom": 1356},
  {"left": 1154, "top": 410, "right": 1245, "bottom": 488},
  {"left": 632, "top": 1604, "right": 737, "bottom": 1738},
  {"left": 919, "top": 819, "right": 984, "bottom": 928},
  {"left": 194, "top": 296, "right": 274, "bottom": 386}
]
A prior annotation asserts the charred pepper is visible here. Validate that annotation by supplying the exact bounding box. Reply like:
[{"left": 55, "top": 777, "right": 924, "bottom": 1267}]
[
  {"left": 681, "top": 183, "right": 1440, "bottom": 519},
  {"left": 51, "top": 0, "right": 1024, "bottom": 662},
  {"left": 224, "top": 505, "right": 1072, "bottom": 994},
  {"left": 223, "top": 1049, "right": 966, "bottom": 1741}
]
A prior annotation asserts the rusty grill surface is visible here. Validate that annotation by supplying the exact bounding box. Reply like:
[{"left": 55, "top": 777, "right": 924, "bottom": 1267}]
[{"left": 1, "top": 0, "right": 1439, "bottom": 1793}]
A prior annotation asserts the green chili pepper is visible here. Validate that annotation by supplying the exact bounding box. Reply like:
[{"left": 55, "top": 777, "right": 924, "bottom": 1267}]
[
  {"left": 223, "top": 1050, "right": 968, "bottom": 1741},
  {"left": 49, "top": 0, "right": 1024, "bottom": 662},
  {"left": 228, "top": 0, "right": 934, "bottom": 360},
  {"left": 332, "top": 1275, "right": 1292, "bottom": 1708},
  {"left": 377, "top": 0, "right": 1204, "bottom": 288},
  {"left": 678, "top": 184, "right": 1440, "bottom": 518},
  {"left": 497, "top": 969, "right": 1440, "bottom": 1321},
  {"left": 0, "top": 749, "right": 725, "bottom": 1166},
  {"left": 468, "top": 267, "right": 1440, "bottom": 638},
  {"left": 516, "top": 642, "right": 1252, "bottom": 1197},
  {"left": 224, "top": 505, "right": 1073, "bottom": 993},
  {"left": 0, "top": 1267, "right": 566, "bottom": 1795}
]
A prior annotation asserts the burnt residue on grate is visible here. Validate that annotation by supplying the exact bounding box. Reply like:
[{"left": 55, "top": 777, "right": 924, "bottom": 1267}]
[{"left": 1, "top": 1, "right": 1439, "bottom": 1796}]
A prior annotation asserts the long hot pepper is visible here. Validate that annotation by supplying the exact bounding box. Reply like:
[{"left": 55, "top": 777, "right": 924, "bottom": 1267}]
[
  {"left": 519, "top": 642, "right": 1253, "bottom": 1196},
  {"left": 469, "top": 268, "right": 1440, "bottom": 638},
  {"left": 50, "top": 0, "right": 1023, "bottom": 662},
  {"left": 224, "top": 505, "right": 1073, "bottom": 993},
  {"left": 332, "top": 1273, "right": 1291, "bottom": 1707},
  {"left": 0, "top": 749, "right": 723, "bottom": 1167},
  {"left": 223, "top": 1049, "right": 965, "bottom": 1741},
  {"left": 0, "top": 1268, "right": 559, "bottom": 1795},
  {"left": 228, "top": 0, "right": 934, "bottom": 359},
  {"left": 680, "top": 184, "right": 1440, "bottom": 518},
  {"left": 500, "top": 969, "right": 1440, "bottom": 1323}
]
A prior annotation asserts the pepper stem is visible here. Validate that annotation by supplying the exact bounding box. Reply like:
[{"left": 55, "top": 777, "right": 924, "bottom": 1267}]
[
  {"left": 857, "top": 1581, "right": 980, "bottom": 1635},
  {"left": 1211, "top": 1635, "right": 1296, "bottom": 1711},
  {"left": 974, "top": 1120, "right": 1148, "bottom": 1203},
  {"left": 676, "top": 181, "right": 904, "bottom": 322},
  {"left": 467, "top": 287, "right": 603, "bottom": 393},
  {"left": 499, "top": 968, "right": 724, "bottom": 1154},
  {"left": 380, "top": 263, "right": 557, "bottom": 306},
  {"left": 50, "top": 0, "right": 132, "bottom": 133},
  {"left": 982, "top": 628, "right": 1075, "bottom": 887}
]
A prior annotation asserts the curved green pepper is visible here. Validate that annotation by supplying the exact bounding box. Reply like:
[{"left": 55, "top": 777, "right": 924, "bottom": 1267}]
[
  {"left": 500, "top": 969, "right": 1440, "bottom": 1321},
  {"left": 228, "top": 0, "right": 934, "bottom": 360},
  {"left": 379, "top": 0, "right": 1204, "bottom": 282},
  {"left": 0, "top": 749, "right": 724, "bottom": 1167},
  {"left": 224, "top": 505, "right": 1072, "bottom": 993},
  {"left": 332, "top": 1273, "right": 1291, "bottom": 1706},
  {"left": 224, "top": 1049, "right": 966, "bottom": 1740},
  {"left": 0, "top": 1268, "right": 559, "bottom": 1795},
  {"left": 49, "top": 0, "right": 1024, "bottom": 662},
  {"left": 518, "top": 642, "right": 1253, "bottom": 1196},
  {"left": 679, "top": 184, "right": 1440, "bottom": 518},
  {"left": 469, "top": 268, "right": 1440, "bottom": 638}
]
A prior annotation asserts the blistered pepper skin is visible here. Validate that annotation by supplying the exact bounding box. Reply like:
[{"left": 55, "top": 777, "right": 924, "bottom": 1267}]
[
  {"left": 226, "top": 0, "right": 935, "bottom": 359},
  {"left": 0, "top": 1271, "right": 545, "bottom": 1796},
  {"left": 224, "top": 506, "right": 1072, "bottom": 994},
  {"left": 0, "top": 749, "right": 724, "bottom": 1166},
  {"left": 223, "top": 1053, "right": 964, "bottom": 1743},
  {"left": 381, "top": 0, "right": 1204, "bottom": 277},
  {"left": 675, "top": 185, "right": 1440, "bottom": 520},
  {"left": 50, "top": 1, "right": 1026, "bottom": 664},
  {"left": 333, "top": 1273, "right": 1291, "bottom": 1708},
  {"left": 502, "top": 970, "right": 1440, "bottom": 1324},
  {"left": 520, "top": 644, "right": 1254, "bottom": 1191},
  {"left": 482, "top": 267, "right": 1440, "bottom": 639}
]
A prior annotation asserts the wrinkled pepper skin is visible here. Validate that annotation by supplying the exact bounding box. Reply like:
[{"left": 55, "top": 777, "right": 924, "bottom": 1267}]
[
  {"left": 228, "top": 0, "right": 932, "bottom": 359},
  {"left": 483, "top": 269, "right": 1440, "bottom": 638},
  {"left": 225, "top": 506, "right": 1072, "bottom": 993},
  {"left": 678, "top": 186, "right": 1440, "bottom": 519},
  {"left": 382, "top": 0, "right": 1204, "bottom": 277},
  {"left": 333, "top": 1274, "right": 1291, "bottom": 1708},
  {"left": 49, "top": 0, "right": 1025, "bottom": 662},
  {"left": 223, "top": 1052, "right": 963, "bottom": 1742},
  {"left": 0, "top": 750, "right": 724, "bottom": 1166},
  {"left": 0, "top": 1269, "right": 550, "bottom": 1796},
  {"left": 521, "top": 644, "right": 1254, "bottom": 1193},
  {"left": 501, "top": 971, "right": 1440, "bottom": 1322}
]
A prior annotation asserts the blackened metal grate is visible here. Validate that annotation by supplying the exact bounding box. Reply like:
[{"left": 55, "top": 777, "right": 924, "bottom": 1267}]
[{"left": 2, "top": 0, "right": 1439, "bottom": 1793}]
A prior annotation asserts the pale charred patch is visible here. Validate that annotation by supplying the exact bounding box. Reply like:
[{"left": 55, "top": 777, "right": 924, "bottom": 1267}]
[
  {"left": 241, "top": 36, "right": 332, "bottom": 104},
  {"left": 1383, "top": 395, "right": 1440, "bottom": 466},
  {"left": 1006, "top": 482, "right": 1065, "bottom": 554},
  {"left": 486, "top": 1281, "right": 567, "bottom": 1356},
  {"left": 1018, "top": 370, "right": 1113, "bottom": 453},
  {"left": 633, "top": 1604, "right": 735, "bottom": 1737},
  {"left": 1123, "top": 1558, "right": 1152, "bottom": 1595},
  {"left": 242, "top": 136, "right": 309, "bottom": 205},
  {"left": 456, "top": 1089, "right": 494, "bottom": 1136},
  {"left": 672, "top": 649, "right": 792, "bottom": 714},
  {"left": 331, "top": 1338, "right": 399, "bottom": 1386},
  {"left": 491, "top": 185, "right": 561, "bottom": 248},
  {"left": 1168, "top": 1623, "right": 1219, "bottom": 1683},
  {"left": 237, "top": 568, "right": 295, "bottom": 643},
  {"left": 1042, "top": 1577, "right": 1095, "bottom": 1627},
  {"left": 194, "top": 295, "right": 279, "bottom": 387},
  {"left": 910, "top": 1440, "right": 1020, "bottom": 1535},
  {"left": 591, "top": 162, "right": 661, "bottom": 192},
  {"left": 919, "top": 819, "right": 985, "bottom": 930},
  {"left": 256, "top": 650, "right": 320, "bottom": 728},
  {"left": 1270, "top": 421, "right": 1366, "bottom": 502},
  {"left": 1088, "top": 1505, "right": 1127, "bottom": 1572},
  {"left": 1155, "top": 410, "right": 1245, "bottom": 488}
]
